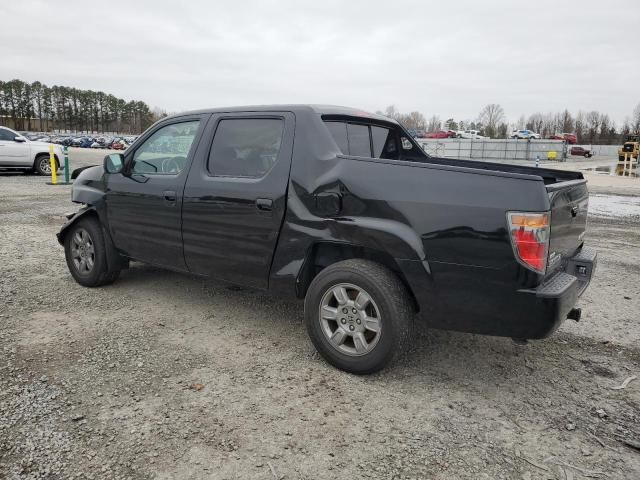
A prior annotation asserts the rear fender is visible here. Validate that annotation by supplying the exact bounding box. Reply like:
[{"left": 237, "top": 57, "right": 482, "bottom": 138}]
[{"left": 305, "top": 218, "right": 437, "bottom": 311}]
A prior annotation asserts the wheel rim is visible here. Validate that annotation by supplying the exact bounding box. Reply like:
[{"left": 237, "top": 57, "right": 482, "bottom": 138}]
[
  {"left": 70, "top": 228, "right": 95, "bottom": 274},
  {"left": 39, "top": 157, "right": 51, "bottom": 174},
  {"left": 319, "top": 283, "right": 382, "bottom": 356}
]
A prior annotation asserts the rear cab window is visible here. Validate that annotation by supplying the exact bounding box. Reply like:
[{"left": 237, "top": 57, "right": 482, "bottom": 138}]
[{"left": 323, "top": 117, "right": 427, "bottom": 161}]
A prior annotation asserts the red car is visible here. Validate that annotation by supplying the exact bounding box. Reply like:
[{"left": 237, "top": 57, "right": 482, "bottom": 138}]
[
  {"left": 570, "top": 146, "right": 592, "bottom": 158},
  {"left": 549, "top": 133, "right": 578, "bottom": 144},
  {"left": 425, "top": 130, "right": 451, "bottom": 139}
]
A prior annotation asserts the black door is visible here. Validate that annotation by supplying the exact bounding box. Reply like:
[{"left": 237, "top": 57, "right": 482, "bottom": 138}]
[
  {"left": 105, "top": 116, "right": 207, "bottom": 269},
  {"left": 182, "top": 112, "right": 295, "bottom": 288}
]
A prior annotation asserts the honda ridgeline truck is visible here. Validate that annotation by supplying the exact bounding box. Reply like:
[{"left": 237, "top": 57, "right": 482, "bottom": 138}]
[{"left": 58, "top": 105, "right": 596, "bottom": 374}]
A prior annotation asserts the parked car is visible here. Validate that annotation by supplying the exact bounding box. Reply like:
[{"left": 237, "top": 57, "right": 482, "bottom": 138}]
[
  {"left": 0, "top": 126, "right": 63, "bottom": 174},
  {"left": 58, "top": 105, "right": 596, "bottom": 374},
  {"left": 406, "top": 129, "right": 418, "bottom": 138},
  {"left": 548, "top": 133, "right": 578, "bottom": 144},
  {"left": 425, "top": 130, "right": 450, "bottom": 139},
  {"left": 414, "top": 130, "right": 427, "bottom": 138},
  {"left": 570, "top": 146, "right": 593, "bottom": 158},
  {"left": 457, "top": 129, "right": 488, "bottom": 139},
  {"left": 511, "top": 129, "right": 541, "bottom": 140},
  {"left": 111, "top": 139, "right": 128, "bottom": 150}
]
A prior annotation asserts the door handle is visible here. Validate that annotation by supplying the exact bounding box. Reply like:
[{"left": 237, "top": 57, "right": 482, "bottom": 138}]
[
  {"left": 256, "top": 198, "right": 273, "bottom": 211},
  {"left": 163, "top": 190, "right": 177, "bottom": 204}
]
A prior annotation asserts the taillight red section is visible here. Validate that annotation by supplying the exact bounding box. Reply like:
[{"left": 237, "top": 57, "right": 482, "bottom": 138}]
[{"left": 507, "top": 212, "right": 550, "bottom": 274}]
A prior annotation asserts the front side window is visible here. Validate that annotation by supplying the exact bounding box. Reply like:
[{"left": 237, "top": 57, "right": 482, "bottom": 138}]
[
  {"left": 131, "top": 120, "right": 200, "bottom": 175},
  {"left": 208, "top": 118, "right": 284, "bottom": 178},
  {"left": 0, "top": 128, "right": 16, "bottom": 141}
]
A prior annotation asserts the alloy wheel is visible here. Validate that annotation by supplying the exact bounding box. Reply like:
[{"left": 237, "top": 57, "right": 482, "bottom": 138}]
[
  {"left": 70, "top": 228, "right": 95, "bottom": 274},
  {"left": 318, "top": 283, "right": 382, "bottom": 356}
]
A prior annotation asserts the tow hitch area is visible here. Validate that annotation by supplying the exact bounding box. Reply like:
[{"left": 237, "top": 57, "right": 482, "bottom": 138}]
[{"left": 567, "top": 307, "right": 582, "bottom": 322}]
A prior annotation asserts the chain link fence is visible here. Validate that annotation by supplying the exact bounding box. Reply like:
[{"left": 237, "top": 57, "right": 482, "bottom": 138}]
[{"left": 417, "top": 138, "right": 568, "bottom": 162}]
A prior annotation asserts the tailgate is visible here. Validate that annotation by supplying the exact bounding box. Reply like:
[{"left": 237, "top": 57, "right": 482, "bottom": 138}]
[{"left": 546, "top": 180, "right": 589, "bottom": 275}]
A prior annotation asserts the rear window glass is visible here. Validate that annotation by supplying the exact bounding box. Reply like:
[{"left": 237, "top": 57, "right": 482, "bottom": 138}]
[{"left": 347, "top": 124, "right": 371, "bottom": 157}]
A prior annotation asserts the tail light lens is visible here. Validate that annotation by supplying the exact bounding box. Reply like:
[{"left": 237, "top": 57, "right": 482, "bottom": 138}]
[{"left": 507, "top": 212, "right": 550, "bottom": 274}]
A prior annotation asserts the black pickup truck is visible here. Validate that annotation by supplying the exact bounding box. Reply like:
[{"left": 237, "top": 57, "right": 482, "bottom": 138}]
[{"left": 58, "top": 105, "right": 596, "bottom": 374}]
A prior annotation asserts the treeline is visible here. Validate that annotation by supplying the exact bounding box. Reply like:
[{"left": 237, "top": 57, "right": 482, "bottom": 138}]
[
  {"left": 0, "top": 79, "right": 164, "bottom": 134},
  {"left": 379, "top": 103, "right": 640, "bottom": 144}
]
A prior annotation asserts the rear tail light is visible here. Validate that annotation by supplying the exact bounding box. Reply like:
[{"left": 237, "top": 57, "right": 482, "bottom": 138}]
[{"left": 507, "top": 212, "right": 550, "bottom": 274}]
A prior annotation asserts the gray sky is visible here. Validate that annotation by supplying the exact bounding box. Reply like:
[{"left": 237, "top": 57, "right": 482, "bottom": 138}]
[{"left": 3, "top": 0, "right": 639, "bottom": 124}]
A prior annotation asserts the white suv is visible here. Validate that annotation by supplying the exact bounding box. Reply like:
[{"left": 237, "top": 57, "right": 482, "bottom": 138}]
[
  {"left": 0, "top": 126, "right": 63, "bottom": 174},
  {"left": 511, "top": 129, "right": 541, "bottom": 140},
  {"left": 456, "top": 129, "right": 488, "bottom": 139}
]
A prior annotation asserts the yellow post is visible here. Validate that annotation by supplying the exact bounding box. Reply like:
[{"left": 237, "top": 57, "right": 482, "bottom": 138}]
[{"left": 49, "top": 145, "right": 57, "bottom": 184}]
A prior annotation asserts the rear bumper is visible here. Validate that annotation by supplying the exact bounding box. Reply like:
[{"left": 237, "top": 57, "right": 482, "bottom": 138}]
[{"left": 516, "top": 246, "right": 597, "bottom": 339}]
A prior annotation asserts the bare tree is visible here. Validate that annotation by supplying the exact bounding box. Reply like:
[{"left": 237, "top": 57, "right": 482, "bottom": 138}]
[
  {"left": 478, "top": 104, "right": 505, "bottom": 138},
  {"left": 585, "top": 111, "right": 601, "bottom": 143},
  {"left": 574, "top": 111, "right": 585, "bottom": 142},
  {"left": 426, "top": 115, "right": 440, "bottom": 132},
  {"left": 526, "top": 113, "right": 544, "bottom": 134},
  {"left": 633, "top": 103, "right": 640, "bottom": 133},
  {"left": 384, "top": 105, "right": 400, "bottom": 121},
  {"left": 560, "top": 109, "right": 574, "bottom": 133}
]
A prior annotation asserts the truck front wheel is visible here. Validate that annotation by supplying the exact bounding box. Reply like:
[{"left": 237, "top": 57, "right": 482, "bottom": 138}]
[
  {"left": 304, "top": 259, "right": 413, "bottom": 374},
  {"left": 34, "top": 154, "right": 53, "bottom": 175},
  {"left": 64, "top": 217, "right": 120, "bottom": 287}
]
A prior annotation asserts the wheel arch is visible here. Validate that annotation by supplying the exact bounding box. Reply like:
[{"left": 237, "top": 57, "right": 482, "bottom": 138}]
[
  {"left": 58, "top": 206, "right": 126, "bottom": 271},
  {"left": 34, "top": 152, "right": 60, "bottom": 168},
  {"left": 295, "top": 241, "right": 421, "bottom": 312},
  {"left": 57, "top": 206, "right": 99, "bottom": 245}
]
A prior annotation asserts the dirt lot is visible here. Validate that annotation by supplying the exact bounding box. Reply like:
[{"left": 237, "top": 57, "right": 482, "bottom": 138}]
[{"left": 1, "top": 149, "right": 639, "bottom": 479}]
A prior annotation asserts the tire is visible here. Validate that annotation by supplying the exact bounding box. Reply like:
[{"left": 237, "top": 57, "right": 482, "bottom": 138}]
[
  {"left": 304, "top": 259, "right": 413, "bottom": 374},
  {"left": 34, "top": 154, "right": 57, "bottom": 175},
  {"left": 64, "top": 217, "right": 120, "bottom": 287}
]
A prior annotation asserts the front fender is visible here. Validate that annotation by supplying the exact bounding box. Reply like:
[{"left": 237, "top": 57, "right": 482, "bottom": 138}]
[{"left": 56, "top": 206, "right": 97, "bottom": 245}]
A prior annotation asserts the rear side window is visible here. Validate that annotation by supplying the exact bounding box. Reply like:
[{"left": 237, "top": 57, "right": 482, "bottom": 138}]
[
  {"left": 371, "top": 126, "right": 398, "bottom": 159},
  {"left": 324, "top": 119, "right": 425, "bottom": 161},
  {"left": 208, "top": 118, "right": 284, "bottom": 178},
  {"left": 325, "top": 122, "right": 348, "bottom": 154},
  {"left": 347, "top": 124, "right": 371, "bottom": 157}
]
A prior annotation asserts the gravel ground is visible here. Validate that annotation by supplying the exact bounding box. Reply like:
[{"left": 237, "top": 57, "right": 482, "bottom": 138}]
[{"left": 1, "top": 149, "right": 639, "bottom": 479}]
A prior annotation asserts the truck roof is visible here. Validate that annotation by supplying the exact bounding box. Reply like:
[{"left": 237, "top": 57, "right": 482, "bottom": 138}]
[{"left": 168, "top": 104, "right": 397, "bottom": 124}]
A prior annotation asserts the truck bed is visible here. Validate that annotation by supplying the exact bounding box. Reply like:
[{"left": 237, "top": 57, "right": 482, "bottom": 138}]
[{"left": 423, "top": 156, "right": 584, "bottom": 186}]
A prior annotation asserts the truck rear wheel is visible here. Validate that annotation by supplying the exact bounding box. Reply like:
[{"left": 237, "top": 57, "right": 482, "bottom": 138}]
[
  {"left": 304, "top": 259, "right": 413, "bottom": 374},
  {"left": 64, "top": 217, "right": 120, "bottom": 287}
]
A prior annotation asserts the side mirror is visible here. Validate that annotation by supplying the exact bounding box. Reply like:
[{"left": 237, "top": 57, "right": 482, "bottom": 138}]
[
  {"left": 14, "top": 136, "right": 27, "bottom": 143},
  {"left": 104, "top": 153, "right": 124, "bottom": 174}
]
